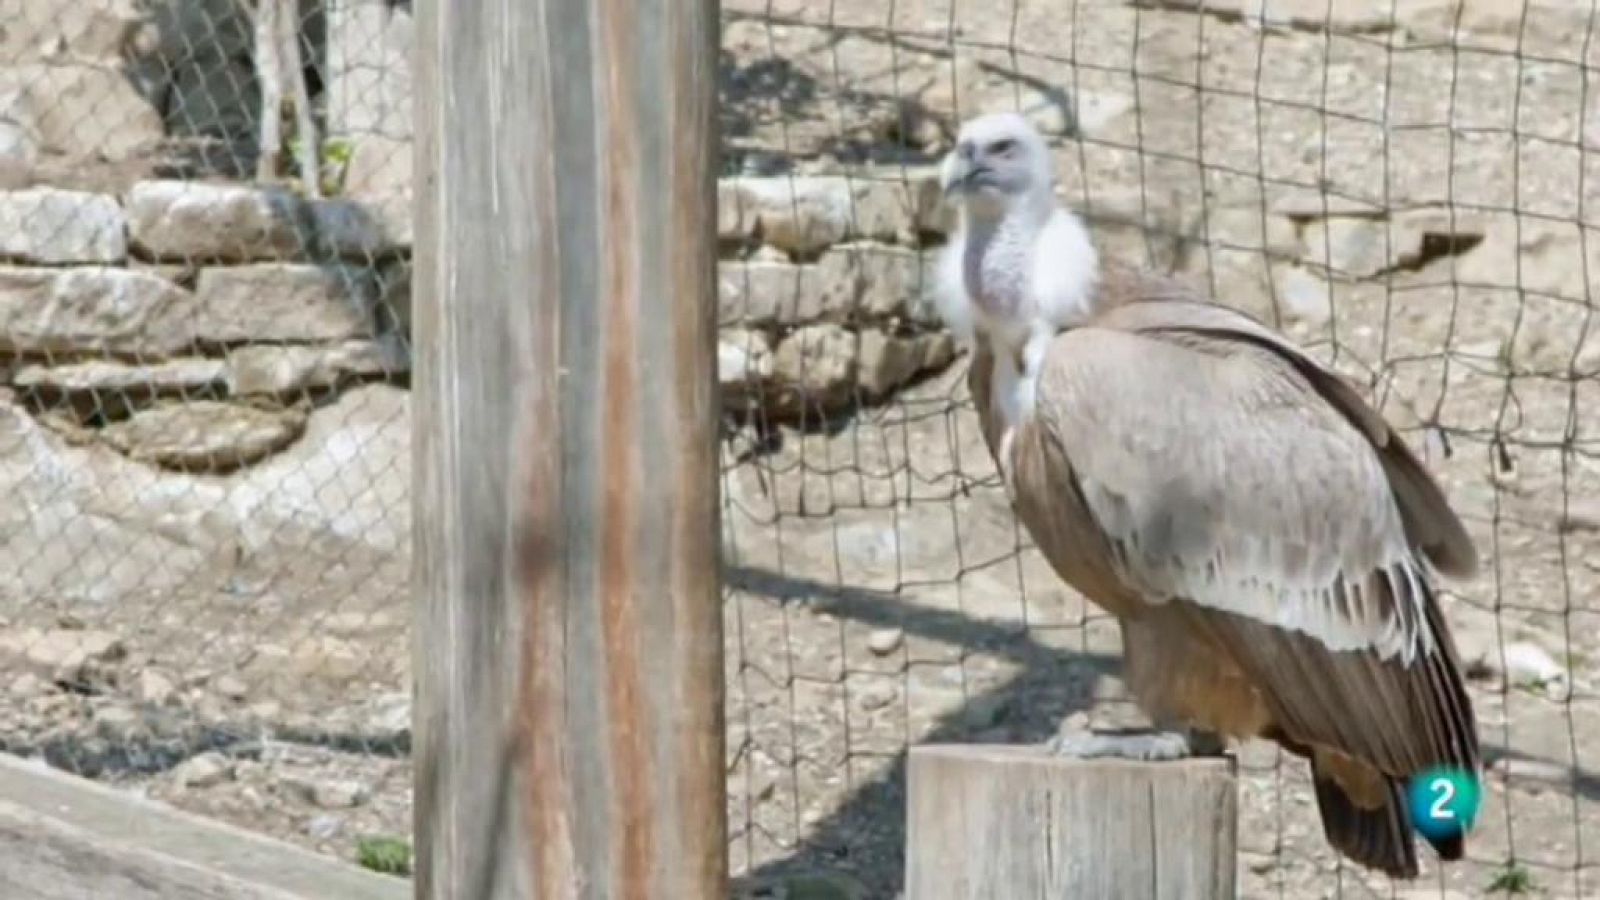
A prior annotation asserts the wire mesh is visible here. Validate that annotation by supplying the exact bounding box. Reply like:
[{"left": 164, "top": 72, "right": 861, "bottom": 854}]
[
  {"left": 0, "top": 0, "right": 414, "bottom": 877},
  {"left": 0, "top": 0, "right": 1595, "bottom": 897},
  {"left": 719, "top": 1, "right": 1600, "bottom": 898}
]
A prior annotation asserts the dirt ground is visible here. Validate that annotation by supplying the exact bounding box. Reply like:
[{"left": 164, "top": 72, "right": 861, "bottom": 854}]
[{"left": 4, "top": 1, "right": 1600, "bottom": 898}]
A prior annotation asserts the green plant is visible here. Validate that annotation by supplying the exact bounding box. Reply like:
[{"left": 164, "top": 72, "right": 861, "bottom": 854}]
[
  {"left": 285, "top": 136, "right": 357, "bottom": 197},
  {"left": 1487, "top": 861, "right": 1534, "bottom": 894},
  {"left": 321, "top": 137, "right": 356, "bottom": 195},
  {"left": 356, "top": 835, "right": 412, "bottom": 877}
]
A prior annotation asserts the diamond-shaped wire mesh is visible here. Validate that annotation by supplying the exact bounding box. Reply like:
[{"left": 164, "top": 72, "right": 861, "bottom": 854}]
[
  {"left": 1, "top": 1, "right": 1597, "bottom": 897},
  {"left": 0, "top": 0, "right": 414, "bottom": 877},
  {"left": 718, "top": 2, "right": 1600, "bottom": 898}
]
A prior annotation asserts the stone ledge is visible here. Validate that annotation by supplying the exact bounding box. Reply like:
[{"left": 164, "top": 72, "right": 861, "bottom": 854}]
[{"left": 0, "top": 752, "right": 407, "bottom": 900}]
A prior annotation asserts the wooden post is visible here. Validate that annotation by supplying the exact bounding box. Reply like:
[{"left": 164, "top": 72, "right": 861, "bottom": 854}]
[
  {"left": 905, "top": 746, "right": 1237, "bottom": 900},
  {"left": 412, "top": 0, "right": 725, "bottom": 897}
]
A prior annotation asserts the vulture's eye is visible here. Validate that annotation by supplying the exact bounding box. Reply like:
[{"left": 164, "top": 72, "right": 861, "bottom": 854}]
[{"left": 989, "top": 139, "right": 1017, "bottom": 156}]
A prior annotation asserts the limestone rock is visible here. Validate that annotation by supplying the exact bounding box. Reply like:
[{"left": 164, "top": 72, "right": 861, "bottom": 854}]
[
  {"left": 0, "top": 0, "right": 153, "bottom": 63},
  {"left": 718, "top": 328, "right": 774, "bottom": 403},
  {"left": 224, "top": 384, "right": 410, "bottom": 555},
  {"left": 0, "top": 627, "right": 125, "bottom": 686},
  {"left": 856, "top": 329, "right": 956, "bottom": 398},
  {"left": 0, "top": 120, "right": 36, "bottom": 165},
  {"left": 127, "top": 181, "right": 310, "bottom": 262},
  {"left": 866, "top": 628, "right": 904, "bottom": 656},
  {"left": 93, "top": 704, "right": 144, "bottom": 741},
  {"left": 171, "top": 751, "right": 232, "bottom": 789},
  {"left": 0, "top": 188, "right": 126, "bottom": 263},
  {"left": 100, "top": 402, "right": 308, "bottom": 472},
  {"left": 13, "top": 358, "right": 226, "bottom": 396},
  {"left": 212, "top": 673, "right": 249, "bottom": 701},
  {"left": 0, "top": 267, "right": 198, "bottom": 356},
  {"left": 357, "top": 691, "right": 411, "bottom": 742},
  {"left": 719, "top": 176, "right": 925, "bottom": 254},
  {"left": 1271, "top": 193, "right": 1385, "bottom": 219},
  {"left": 819, "top": 245, "right": 933, "bottom": 322},
  {"left": 334, "top": 136, "right": 414, "bottom": 252},
  {"left": 1400, "top": 0, "right": 1597, "bottom": 55},
  {"left": 717, "top": 246, "right": 932, "bottom": 328},
  {"left": 0, "top": 64, "right": 164, "bottom": 160},
  {"left": 289, "top": 635, "right": 368, "bottom": 682},
  {"left": 8, "top": 672, "right": 45, "bottom": 699},
  {"left": 133, "top": 667, "right": 177, "bottom": 706},
  {"left": 1297, "top": 207, "right": 1508, "bottom": 282},
  {"left": 1449, "top": 215, "right": 1599, "bottom": 305},
  {"left": 1131, "top": 0, "right": 1404, "bottom": 33},
  {"left": 1193, "top": 207, "right": 1300, "bottom": 261},
  {"left": 770, "top": 323, "right": 857, "bottom": 413},
  {"left": 225, "top": 340, "right": 404, "bottom": 396},
  {"left": 1503, "top": 642, "right": 1566, "bottom": 689},
  {"left": 0, "top": 384, "right": 408, "bottom": 607},
  {"left": 894, "top": 54, "right": 1100, "bottom": 148},
  {"left": 306, "top": 815, "right": 343, "bottom": 840},
  {"left": 194, "top": 264, "right": 380, "bottom": 343},
  {"left": 1275, "top": 266, "right": 1333, "bottom": 328},
  {"left": 1299, "top": 217, "right": 1385, "bottom": 278},
  {"left": 908, "top": 166, "right": 956, "bottom": 237},
  {"left": 281, "top": 774, "right": 370, "bottom": 810},
  {"left": 719, "top": 259, "right": 824, "bottom": 327}
]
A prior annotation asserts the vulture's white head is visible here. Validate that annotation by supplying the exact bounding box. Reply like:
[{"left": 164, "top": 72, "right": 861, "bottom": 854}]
[{"left": 939, "top": 112, "right": 1055, "bottom": 221}]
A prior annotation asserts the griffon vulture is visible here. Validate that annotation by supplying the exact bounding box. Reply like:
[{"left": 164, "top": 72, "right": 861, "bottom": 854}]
[{"left": 935, "top": 112, "right": 1481, "bottom": 878}]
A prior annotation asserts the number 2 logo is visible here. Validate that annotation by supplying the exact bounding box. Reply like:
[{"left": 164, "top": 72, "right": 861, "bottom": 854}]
[
  {"left": 1407, "top": 767, "right": 1479, "bottom": 841},
  {"left": 1428, "top": 776, "right": 1456, "bottom": 821}
]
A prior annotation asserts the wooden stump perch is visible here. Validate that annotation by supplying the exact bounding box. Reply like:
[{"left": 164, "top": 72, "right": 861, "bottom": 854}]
[{"left": 906, "top": 745, "right": 1237, "bottom": 900}]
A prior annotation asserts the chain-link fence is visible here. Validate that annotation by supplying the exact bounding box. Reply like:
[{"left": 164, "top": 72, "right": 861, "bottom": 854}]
[
  {"left": 0, "top": 0, "right": 415, "bottom": 875},
  {"left": 717, "top": 1, "right": 1599, "bottom": 898},
  {"left": 2, "top": 0, "right": 1597, "bottom": 897}
]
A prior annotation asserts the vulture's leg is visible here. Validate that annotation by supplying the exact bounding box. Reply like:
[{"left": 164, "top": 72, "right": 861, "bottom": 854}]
[{"left": 1045, "top": 726, "right": 1227, "bottom": 762}]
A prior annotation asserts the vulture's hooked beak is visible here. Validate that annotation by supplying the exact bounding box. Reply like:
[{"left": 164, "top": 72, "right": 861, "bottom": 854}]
[{"left": 940, "top": 153, "right": 990, "bottom": 197}]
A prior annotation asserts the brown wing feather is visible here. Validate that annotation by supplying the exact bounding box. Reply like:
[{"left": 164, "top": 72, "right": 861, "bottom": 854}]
[
  {"left": 1182, "top": 593, "right": 1478, "bottom": 779},
  {"left": 965, "top": 267, "right": 1482, "bottom": 878},
  {"left": 1088, "top": 293, "right": 1481, "bottom": 779},
  {"left": 967, "top": 274, "right": 1481, "bottom": 775},
  {"left": 1095, "top": 290, "right": 1478, "bottom": 579}
]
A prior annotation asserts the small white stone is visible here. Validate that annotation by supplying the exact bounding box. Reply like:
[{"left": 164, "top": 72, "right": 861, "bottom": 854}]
[
  {"left": 865, "top": 628, "right": 904, "bottom": 656},
  {"left": 8, "top": 673, "right": 45, "bottom": 699},
  {"left": 212, "top": 674, "right": 250, "bottom": 701},
  {"left": 172, "top": 752, "right": 232, "bottom": 789},
  {"left": 93, "top": 705, "right": 143, "bottom": 741},
  {"left": 856, "top": 687, "right": 897, "bottom": 712},
  {"left": 284, "top": 775, "right": 370, "bottom": 809},
  {"left": 1503, "top": 642, "right": 1565, "bottom": 688},
  {"left": 134, "top": 668, "right": 177, "bottom": 706},
  {"left": 307, "top": 814, "right": 344, "bottom": 840}
]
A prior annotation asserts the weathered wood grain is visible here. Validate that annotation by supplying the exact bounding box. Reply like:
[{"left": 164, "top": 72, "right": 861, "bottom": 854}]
[
  {"left": 0, "top": 753, "right": 405, "bottom": 900},
  {"left": 905, "top": 745, "right": 1237, "bottom": 900},
  {"left": 412, "top": 0, "right": 726, "bottom": 897}
]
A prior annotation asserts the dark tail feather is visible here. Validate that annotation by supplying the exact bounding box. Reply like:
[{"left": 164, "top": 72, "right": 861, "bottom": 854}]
[{"left": 1311, "top": 765, "right": 1420, "bottom": 879}]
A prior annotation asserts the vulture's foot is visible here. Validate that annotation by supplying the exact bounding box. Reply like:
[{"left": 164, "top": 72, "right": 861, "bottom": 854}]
[{"left": 1045, "top": 727, "right": 1226, "bottom": 762}]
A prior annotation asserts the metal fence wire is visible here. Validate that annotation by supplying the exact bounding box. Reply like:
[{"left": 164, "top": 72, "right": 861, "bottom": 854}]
[
  {"left": 0, "top": 0, "right": 416, "bottom": 873},
  {"left": 1, "top": 0, "right": 1597, "bottom": 898}
]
